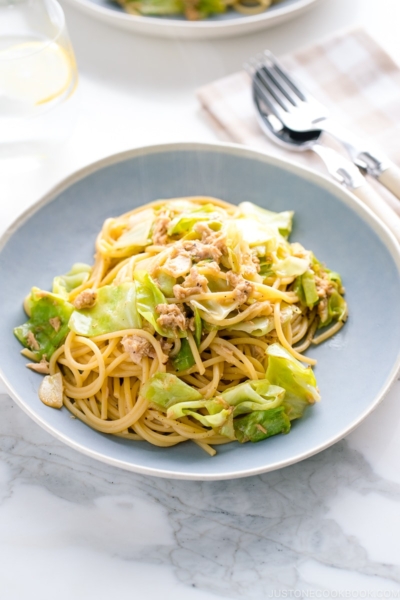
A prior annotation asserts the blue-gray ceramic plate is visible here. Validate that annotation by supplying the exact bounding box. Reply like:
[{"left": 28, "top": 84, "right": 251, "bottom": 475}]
[
  {"left": 1, "top": 142, "right": 400, "bottom": 480},
  {"left": 62, "top": 0, "right": 320, "bottom": 39}
]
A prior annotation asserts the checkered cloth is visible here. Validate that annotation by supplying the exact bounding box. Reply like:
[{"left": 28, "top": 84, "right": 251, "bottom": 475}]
[{"left": 197, "top": 28, "right": 400, "bottom": 215}]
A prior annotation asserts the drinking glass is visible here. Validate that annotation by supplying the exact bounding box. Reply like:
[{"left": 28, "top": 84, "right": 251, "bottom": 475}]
[{"left": 0, "top": 0, "right": 79, "bottom": 170}]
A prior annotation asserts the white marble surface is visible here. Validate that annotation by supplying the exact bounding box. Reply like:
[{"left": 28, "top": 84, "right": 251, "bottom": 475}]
[{"left": 2, "top": 0, "right": 400, "bottom": 597}]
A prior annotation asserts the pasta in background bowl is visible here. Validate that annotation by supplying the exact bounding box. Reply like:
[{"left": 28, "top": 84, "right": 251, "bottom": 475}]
[{"left": 1, "top": 142, "right": 400, "bottom": 479}]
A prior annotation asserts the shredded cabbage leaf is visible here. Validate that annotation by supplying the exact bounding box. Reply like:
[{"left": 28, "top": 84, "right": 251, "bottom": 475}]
[
  {"left": 14, "top": 288, "right": 74, "bottom": 360},
  {"left": 168, "top": 203, "right": 222, "bottom": 236},
  {"left": 266, "top": 343, "right": 320, "bottom": 420},
  {"left": 171, "top": 339, "right": 195, "bottom": 372},
  {"left": 142, "top": 372, "right": 202, "bottom": 407},
  {"left": 220, "top": 379, "right": 285, "bottom": 417},
  {"left": 239, "top": 202, "right": 294, "bottom": 239},
  {"left": 52, "top": 263, "right": 91, "bottom": 299},
  {"left": 135, "top": 270, "right": 186, "bottom": 338},
  {"left": 115, "top": 209, "right": 154, "bottom": 249},
  {"left": 69, "top": 282, "right": 141, "bottom": 336}
]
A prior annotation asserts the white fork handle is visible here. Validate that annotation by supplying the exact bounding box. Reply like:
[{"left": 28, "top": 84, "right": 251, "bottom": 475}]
[
  {"left": 351, "top": 182, "right": 400, "bottom": 243},
  {"left": 312, "top": 144, "right": 400, "bottom": 243},
  {"left": 378, "top": 163, "right": 400, "bottom": 201}
]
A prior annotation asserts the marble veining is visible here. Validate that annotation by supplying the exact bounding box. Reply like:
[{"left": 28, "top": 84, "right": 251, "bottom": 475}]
[{"left": 1, "top": 387, "right": 400, "bottom": 599}]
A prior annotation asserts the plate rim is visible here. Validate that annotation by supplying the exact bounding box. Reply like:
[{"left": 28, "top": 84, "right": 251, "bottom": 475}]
[
  {"left": 62, "top": 0, "right": 321, "bottom": 38},
  {"left": 2, "top": 140, "right": 400, "bottom": 480}
]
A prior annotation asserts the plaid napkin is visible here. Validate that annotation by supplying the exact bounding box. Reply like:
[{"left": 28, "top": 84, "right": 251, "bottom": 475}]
[{"left": 197, "top": 28, "right": 400, "bottom": 215}]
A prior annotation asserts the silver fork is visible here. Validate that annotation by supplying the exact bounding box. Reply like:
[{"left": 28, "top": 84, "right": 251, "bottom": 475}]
[
  {"left": 247, "top": 60, "right": 400, "bottom": 243},
  {"left": 247, "top": 51, "right": 400, "bottom": 201},
  {"left": 251, "top": 88, "right": 400, "bottom": 243}
]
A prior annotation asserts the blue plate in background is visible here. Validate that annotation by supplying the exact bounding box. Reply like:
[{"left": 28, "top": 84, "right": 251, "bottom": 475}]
[
  {"left": 1, "top": 142, "right": 400, "bottom": 480},
  {"left": 62, "top": 0, "right": 320, "bottom": 39}
]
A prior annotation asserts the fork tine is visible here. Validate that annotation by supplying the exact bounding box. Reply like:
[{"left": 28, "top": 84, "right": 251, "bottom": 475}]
[
  {"left": 263, "top": 50, "right": 329, "bottom": 119},
  {"left": 245, "top": 59, "right": 289, "bottom": 122},
  {"left": 249, "top": 57, "right": 297, "bottom": 120},
  {"left": 260, "top": 54, "right": 302, "bottom": 108},
  {"left": 263, "top": 50, "right": 310, "bottom": 103},
  {"left": 253, "top": 60, "right": 294, "bottom": 114},
  {"left": 251, "top": 70, "right": 290, "bottom": 124}
]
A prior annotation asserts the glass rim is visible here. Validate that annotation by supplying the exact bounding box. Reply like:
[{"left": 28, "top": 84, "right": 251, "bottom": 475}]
[{"left": 0, "top": 0, "right": 67, "bottom": 61}]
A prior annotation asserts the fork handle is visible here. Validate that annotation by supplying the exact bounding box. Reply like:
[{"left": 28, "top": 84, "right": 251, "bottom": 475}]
[
  {"left": 351, "top": 182, "right": 400, "bottom": 243},
  {"left": 378, "top": 163, "right": 400, "bottom": 201}
]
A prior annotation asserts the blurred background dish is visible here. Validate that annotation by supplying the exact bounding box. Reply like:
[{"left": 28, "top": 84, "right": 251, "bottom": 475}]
[
  {"left": 1, "top": 142, "right": 400, "bottom": 480},
  {"left": 61, "top": 0, "right": 321, "bottom": 39},
  {"left": 0, "top": 0, "right": 79, "bottom": 172},
  {"left": 115, "top": 0, "right": 284, "bottom": 22}
]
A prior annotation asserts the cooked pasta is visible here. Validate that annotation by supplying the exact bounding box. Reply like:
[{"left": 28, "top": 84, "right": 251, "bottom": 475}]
[{"left": 15, "top": 197, "right": 347, "bottom": 456}]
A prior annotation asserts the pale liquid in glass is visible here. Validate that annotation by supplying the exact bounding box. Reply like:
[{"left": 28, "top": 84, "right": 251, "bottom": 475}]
[{"left": 0, "top": 33, "right": 78, "bottom": 165}]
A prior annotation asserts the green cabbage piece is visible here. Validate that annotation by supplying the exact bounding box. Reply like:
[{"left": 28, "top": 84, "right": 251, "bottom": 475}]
[
  {"left": 143, "top": 373, "right": 231, "bottom": 429},
  {"left": 300, "top": 270, "right": 319, "bottom": 307},
  {"left": 273, "top": 255, "right": 310, "bottom": 277},
  {"left": 135, "top": 0, "right": 184, "bottom": 15},
  {"left": 114, "top": 209, "right": 154, "bottom": 248},
  {"left": 319, "top": 289, "right": 347, "bottom": 328},
  {"left": 69, "top": 282, "right": 141, "bottom": 336},
  {"left": 327, "top": 271, "right": 342, "bottom": 286},
  {"left": 234, "top": 407, "right": 291, "bottom": 443},
  {"left": 226, "top": 306, "right": 293, "bottom": 337},
  {"left": 318, "top": 271, "right": 347, "bottom": 327},
  {"left": 221, "top": 379, "right": 285, "bottom": 417},
  {"left": 225, "top": 221, "right": 243, "bottom": 253},
  {"left": 293, "top": 270, "right": 319, "bottom": 307},
  {"left": 190, "top": 298, "right": 238, "bottom": 321},
  {"left": 197, "top": 0, "right": 226, "bottom": 17},
  {"left": 142, "top": 372, "right": 202, "bottom": 408},
  {"left": 227, "top": 316, "right": 274, "bottom": 337},
  {"left": 293, "top": 274, "right": 306, "bottom": 305},
  {"left": 14, "top": 288, "right": 74, "bottom": 360},
  {"left": 52, "top": 263, "right": 91, "bottom": 299},
  {"left": 205, "top": 272, "right": 229, "bottom": 294},
  {"left": 171, "top": 338, "right": 195, "bottom": 372},
  {"left": 167, "top": 399, "right": 231, "bottom": 428},
  {"left": 128, "top": 0, "right": 225, "bottom": 17},
  {"left": 259, "top": 261, "right": 274, "bottom": 278},
  {"left": 193, "top": 306, "right": 202, "bottom": 346},
  {"left": 239, "top": 202, "right": 294, "bottom": 239},
  {"left": 142, "top": 374, "right": 288, "bottom": 437},
  {"left": 219, "top": 413, "right": 235, "bottom": 440},
  {"left": 168, "top": 204, "right": 221, "bottom": 236},
  {"left": 266, "top": 343, "right": 320, "bottom": 420},
  {"left": 227, "top": 247, "right": 240, "bottom": 273},
  {"left": 234, "top": 218, "right": 278, "bottom": 248},
  {"left": 294, "top": 261, "right": 347, "bottom": 324},
  {"left": 134, "top": 270, "right": 184, "bottom": 338},
  {"left": 164, "top": 199, "right": 198, "bottom": 212},
  {"left": 156, "top": 272, "right": 176, "bottom": 297}
]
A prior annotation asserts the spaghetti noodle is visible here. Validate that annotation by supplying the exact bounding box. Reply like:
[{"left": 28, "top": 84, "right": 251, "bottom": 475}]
[{"left": 15, "top": 197, "right": 347, "bottom": 456}]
